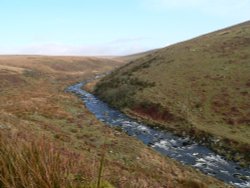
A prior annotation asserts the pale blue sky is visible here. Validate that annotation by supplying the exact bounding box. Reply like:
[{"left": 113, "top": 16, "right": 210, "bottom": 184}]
[{"left": 0, "top": 0, "right": 249, "bottom": 56}]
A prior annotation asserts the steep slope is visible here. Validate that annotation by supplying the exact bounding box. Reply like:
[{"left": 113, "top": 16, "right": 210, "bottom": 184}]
[
  {"left": 118, "top": 49, "right": 159, "bottom": 62},
  {"left": 94, "top": 21, "right": 250, "bottom": 164}
]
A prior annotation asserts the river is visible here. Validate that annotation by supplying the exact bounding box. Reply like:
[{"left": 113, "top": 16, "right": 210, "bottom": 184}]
[{"left": 67, "top": 79, "right": 250, "bottom": 188}]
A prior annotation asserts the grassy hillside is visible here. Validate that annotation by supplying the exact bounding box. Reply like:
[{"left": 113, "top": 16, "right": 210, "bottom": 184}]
[
  {"left": 118, "top": 49, "right": 158, "bottom": 62},
  {"left": 0, "top": 56, "right": 226, "bottom": 187},
  {"left": 94, "top": 21, "right": 250, "bottom": 165}
]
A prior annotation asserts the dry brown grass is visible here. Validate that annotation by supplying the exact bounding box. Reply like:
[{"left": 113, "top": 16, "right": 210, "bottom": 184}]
[{"left": 0, "top": 131, "right": 82, "bottom": 188}]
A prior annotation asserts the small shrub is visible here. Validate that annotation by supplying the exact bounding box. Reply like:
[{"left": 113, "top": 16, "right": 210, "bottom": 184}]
[{"left": 94, "top": 75, "right": 155, "bottom": 109}]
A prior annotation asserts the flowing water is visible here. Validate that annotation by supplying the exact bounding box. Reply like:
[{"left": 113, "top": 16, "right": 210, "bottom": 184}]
[{"left": 67, "top": 80, "right": 250, "bottom": 188}]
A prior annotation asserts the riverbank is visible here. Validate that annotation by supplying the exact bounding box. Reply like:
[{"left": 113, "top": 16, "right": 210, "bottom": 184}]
[
  {"left": 124, "top": 108, "right": 250, "bottom": 167},
  {"left": 80, "top": 81, "right": 250, "bottom": 187},
  {"left": 87, "top": 77, "right": 250, "bottom": 168}
]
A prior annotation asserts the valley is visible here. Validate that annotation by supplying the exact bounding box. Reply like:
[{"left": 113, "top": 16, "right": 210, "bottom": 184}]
[{"left": 0, "top": 56, "right": 228, "bottom": 187}]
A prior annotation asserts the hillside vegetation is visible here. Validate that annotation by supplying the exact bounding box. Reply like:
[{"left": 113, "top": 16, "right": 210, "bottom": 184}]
[
  {"left": 94, "top": 21, "right": 250, "bottom": 165},
  {"left": 0, "top": 56, "right": 226, "bottom": 187}
]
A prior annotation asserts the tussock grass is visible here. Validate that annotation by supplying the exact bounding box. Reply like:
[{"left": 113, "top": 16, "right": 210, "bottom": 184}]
[{"left": 0, "top": 132, "right": 81, "bottom": 188}]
